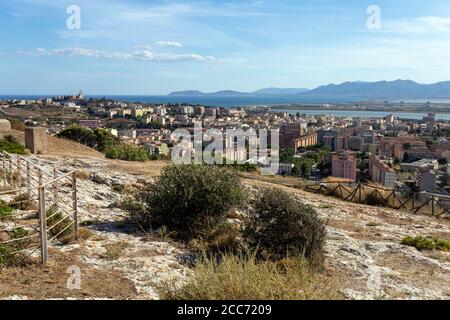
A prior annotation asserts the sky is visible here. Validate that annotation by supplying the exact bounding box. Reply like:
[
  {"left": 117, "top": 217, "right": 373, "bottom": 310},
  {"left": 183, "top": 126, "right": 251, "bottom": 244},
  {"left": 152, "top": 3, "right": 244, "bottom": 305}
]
[{"left": 1, "top": 0, "right": 450, "bottom": 95}]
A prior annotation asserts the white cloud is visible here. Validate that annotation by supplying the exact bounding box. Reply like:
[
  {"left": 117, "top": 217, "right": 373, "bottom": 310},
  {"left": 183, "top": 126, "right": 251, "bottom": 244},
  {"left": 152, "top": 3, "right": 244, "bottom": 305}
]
[
  {"left": 17, "top": 47, "right": 215, "bottom": 63},
  {"left": 383, "top": 16, "right": 450, "bottom": 34},
  {"left": 135, "top": 45, "right": 153, "bottom": 50},
  {"left": 156, "top": 41, "right": 184, "bottom": 48}
]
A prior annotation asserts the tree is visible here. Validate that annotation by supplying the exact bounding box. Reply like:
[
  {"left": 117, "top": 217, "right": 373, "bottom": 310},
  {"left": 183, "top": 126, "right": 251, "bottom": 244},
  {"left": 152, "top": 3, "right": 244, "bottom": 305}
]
[
  {"left": 93, "top": 128, "right": 119, "bottom": 152},
  {"left": 280, "top": 148, "right": 295, "bottom": 163}
]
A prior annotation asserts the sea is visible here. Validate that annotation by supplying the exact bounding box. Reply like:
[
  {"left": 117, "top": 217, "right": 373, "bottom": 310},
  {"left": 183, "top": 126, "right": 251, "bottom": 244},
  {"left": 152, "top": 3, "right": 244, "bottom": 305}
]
[{"left": 2, "top": 95, "right": 450, "bottom": 121}]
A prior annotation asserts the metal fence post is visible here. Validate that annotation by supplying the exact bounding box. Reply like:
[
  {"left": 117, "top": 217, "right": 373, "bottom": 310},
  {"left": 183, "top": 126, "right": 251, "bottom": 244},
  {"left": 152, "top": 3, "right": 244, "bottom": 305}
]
[
  {"left": 431, "top": 195, "right": 435, "bottom": 216},
  {"left": 38, "top": 168, "right": 43, "bottom": 186},
  {"left": 16, "top": 158, "right": 21, "bottom": 186},
  {"left": 72, "top": 172, "right": 78, "bottom": 239},
  {"left": 1, "top": 156, "right": 5, "bottom": 188},
  {"left": 53, "top": 168, "right": 58, "bottom": 207},
  {"left": 9, "top": 157, "right": 13, "bottom": 186},
  {"left": 26, "top": 162, "right": 31, "bottom": 197},
  {"left": 39, "top": 186, "right": 48, "bottom": 266}
]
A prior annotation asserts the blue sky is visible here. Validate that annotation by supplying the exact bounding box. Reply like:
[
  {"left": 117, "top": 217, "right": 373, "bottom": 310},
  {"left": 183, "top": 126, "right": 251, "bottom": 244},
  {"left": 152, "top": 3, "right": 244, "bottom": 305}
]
[{"left": 1, "top": 0, "right": 450, "bottom": 95}]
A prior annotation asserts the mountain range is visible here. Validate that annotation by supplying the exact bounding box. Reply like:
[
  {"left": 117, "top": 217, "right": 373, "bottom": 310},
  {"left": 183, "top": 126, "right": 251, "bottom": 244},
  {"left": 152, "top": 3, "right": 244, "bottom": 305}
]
[
  {"left": 169, "top": 80, "right": 450, "bottom": 99},
  {"left": 169, "top": 87, "right": 308, "bottom": 97}
]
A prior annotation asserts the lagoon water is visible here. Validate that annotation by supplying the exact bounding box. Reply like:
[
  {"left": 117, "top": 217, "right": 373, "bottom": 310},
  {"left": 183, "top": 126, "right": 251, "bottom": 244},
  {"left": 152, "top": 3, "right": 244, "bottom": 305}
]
[{"left": 277, "top": 109, "right": 450, "bottom": 121}]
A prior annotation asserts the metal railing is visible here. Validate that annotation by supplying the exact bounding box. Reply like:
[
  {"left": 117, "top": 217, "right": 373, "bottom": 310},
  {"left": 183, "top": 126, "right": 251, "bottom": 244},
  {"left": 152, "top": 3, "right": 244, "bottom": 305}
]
[{"left": 0, "top": 151, "right": 78, "bottom": 266}]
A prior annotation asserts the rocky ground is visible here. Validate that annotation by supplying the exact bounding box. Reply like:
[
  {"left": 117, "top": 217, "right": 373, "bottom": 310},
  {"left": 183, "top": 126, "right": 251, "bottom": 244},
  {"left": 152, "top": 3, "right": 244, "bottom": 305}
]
[{"left": 1, "top": 154, "right": 450, "bottom": 300}]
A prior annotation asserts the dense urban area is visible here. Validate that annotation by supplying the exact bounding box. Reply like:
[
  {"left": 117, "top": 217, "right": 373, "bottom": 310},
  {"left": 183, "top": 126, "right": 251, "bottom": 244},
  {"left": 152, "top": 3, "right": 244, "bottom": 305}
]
[
  {"left": 1, "top": 92, "right": 450, "bottom": 196},
  {"left": 1, "top": 91, "right": 450, "bottom": 301}
]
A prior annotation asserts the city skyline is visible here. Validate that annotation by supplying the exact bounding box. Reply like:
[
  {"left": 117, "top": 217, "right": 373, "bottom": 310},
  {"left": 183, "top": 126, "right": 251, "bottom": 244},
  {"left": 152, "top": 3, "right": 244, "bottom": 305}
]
[{"left": 2, "top": 0, "right": 450, "bottom": 95}]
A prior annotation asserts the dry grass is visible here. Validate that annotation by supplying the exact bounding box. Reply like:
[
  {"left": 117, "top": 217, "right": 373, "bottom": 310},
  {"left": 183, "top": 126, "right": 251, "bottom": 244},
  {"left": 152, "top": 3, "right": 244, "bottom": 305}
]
[
  {"left": 0, "top": 249, "right": 137, "bottom": 299},
  {"left": 77, "top": 227, "right": 94, "bottom": 240},
  {"left": 75, "top": 170, "right": 91, "bottom": 180},
  {"left": 100, "top": 241, "right": 129, "bottom": 260},
  {"left": 157, "top": 254, "right": 341, "bottom": 300},
  {"left": 107, "top": 159, "right": 169, "bottom": 177},
  {"left": 9, "top": 193, "right": 38, "bottom": 211},
  {"left": 11, "top": 129, "right": 104, "bottom": 159}
]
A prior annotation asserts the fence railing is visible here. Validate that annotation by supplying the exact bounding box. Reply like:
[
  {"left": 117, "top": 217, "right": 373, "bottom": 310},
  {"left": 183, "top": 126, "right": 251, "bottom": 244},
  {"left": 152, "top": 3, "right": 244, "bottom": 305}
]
[
  {"left": 0, "top": 151, "right": 78, "bottom": 266},
  {"left": 302, "top": 181, "right": 450, "bottom": 218}
]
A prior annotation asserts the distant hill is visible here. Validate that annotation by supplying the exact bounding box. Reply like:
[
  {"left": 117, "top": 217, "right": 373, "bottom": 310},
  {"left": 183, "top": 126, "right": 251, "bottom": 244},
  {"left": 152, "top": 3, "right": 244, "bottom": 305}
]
[
  {"left": 299, "top": 80, "right": 450, "bottom": 99},
  {"left": 252, "top": 88, "right": 309, "bottom": 95},
  {"left": 169, "top": 88, "right": 308, "bottom": 97},
  {"left": 169, "top": 80, "right": 450, "bottom": 99},
  {"left": 169, "top": 90, "right": 206, "bottom": 96}
]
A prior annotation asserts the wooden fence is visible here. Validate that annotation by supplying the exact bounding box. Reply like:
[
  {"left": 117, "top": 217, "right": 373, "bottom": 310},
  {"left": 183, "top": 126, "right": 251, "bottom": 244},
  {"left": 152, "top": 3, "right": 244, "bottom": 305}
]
[
  {"left": 302, "top": 181, "right": 450, "bottom": 218},
  {"left": 0, "top": 151, "right": 78, "bottom": 265}
]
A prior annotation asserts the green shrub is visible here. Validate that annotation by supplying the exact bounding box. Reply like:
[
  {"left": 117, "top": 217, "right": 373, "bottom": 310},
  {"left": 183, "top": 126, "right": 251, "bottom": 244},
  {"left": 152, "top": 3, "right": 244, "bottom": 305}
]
[
  {"left": 244, "top": 187, "right": 326, "bottom": 266},
  {"left": 9, "top": 227, "right": 29, "bottom": 239},
  {"left": 57, "top": 125, "right": 98, "bottom": 148},
  {"left": 46, "top": 205, "right": 73, "bottom": 241},
  {"left": 157, "top": 254, "right": 338, "bottom": 300},
  {"left": 0, "top": 227, "right": 31, "bottom": 266},
  {"left": 124, "top": 165, "right": 245, "bottom": 241},
  {"left": 10, "top": 193, "right": 37, "bottom": 211},
  {"left": 0, "top": 244, "right": 15, "bottom": 266},
  {"left": 365, "top": 192, "right": 387, "bottom": 207},
  {"left": 93, "top": 128, "right": 120, "bottom": 152},
  {"left": 104, "top": 144, "right": 150, "bottom": 162},
  {"left": 59, "top": 125, "right": 96, "bottom": 146},
  {"left": 0, "top": 135, "right": 26, "bottom": 155},
  {"left": 0, "top": 200, "right": 15, "bottom": 219},
  {"left": 401, "top": 236, "right": 450, "bottom": 252},
  {"left": 58, "top": 126, "right": 120, "bottom": 151}
]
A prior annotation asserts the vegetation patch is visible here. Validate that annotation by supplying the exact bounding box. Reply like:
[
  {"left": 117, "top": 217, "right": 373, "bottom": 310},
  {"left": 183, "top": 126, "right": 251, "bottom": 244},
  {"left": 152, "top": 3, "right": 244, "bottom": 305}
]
[
  {"left": 10, "top": 193, "right": 37, "bottom": 211},
  {"left": 104, "top": 143, "right": 150, "bottom": 162},
  {"left": 0, "top": 228, "right": 32, "bottom": 267},
  {"left": 123, "top": 164, "right": 245, "bottom": 242},
  {"left": 0, "top": 135, "right": 26, "bottom": 155},
  {"left": 401, "top": 236, "right": 450, "bottom": 252},
  {"left": 244, "top": 187, "right": 326, "bottom": 266},
  {"left": 77, "top": 227, "right": 94, "bottom": 240},
  {"left": 46, "top": 205, "right": 73, "bottom": 242},
  {"left": 0, "top": 200, "right": 15, "bottom": 219},
  {"left": 101, "top": 242, "right": 129, "bottom": 260},
  {"left": 157, "top": 254, "right": 338, "bottom": 300},
  {"left": 58, "top": 125, "right": 151, "bottom": 162}
]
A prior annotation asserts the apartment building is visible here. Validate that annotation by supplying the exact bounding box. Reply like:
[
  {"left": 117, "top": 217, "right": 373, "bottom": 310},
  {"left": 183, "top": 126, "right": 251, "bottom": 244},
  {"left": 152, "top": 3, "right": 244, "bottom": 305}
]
[
  {"left": 331, "top": 151, "right": 357, "bottom": 182},
  {"left": 369, "top": 155, "right": 397, "bottom": 188}
]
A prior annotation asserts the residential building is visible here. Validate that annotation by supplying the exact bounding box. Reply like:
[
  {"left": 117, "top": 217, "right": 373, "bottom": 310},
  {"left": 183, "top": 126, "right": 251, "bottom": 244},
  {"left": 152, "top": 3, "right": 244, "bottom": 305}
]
[
  {"left": 331, "top": 151, "right": 357, "bottom": 182},
  {"left": 280, "top": 121, "right": 308, "bottom": 149},
  {"left": 369, "top": 155, "right": 397, "bottom": 188},
  {"left": 416, "top": 169, "right": 436, "bottom": 192}
]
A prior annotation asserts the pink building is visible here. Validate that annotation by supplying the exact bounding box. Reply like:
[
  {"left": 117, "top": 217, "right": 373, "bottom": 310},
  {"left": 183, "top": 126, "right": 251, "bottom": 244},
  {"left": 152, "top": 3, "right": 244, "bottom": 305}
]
[{"left": 331, "top": 151, "right": 357, "bottom": 182}]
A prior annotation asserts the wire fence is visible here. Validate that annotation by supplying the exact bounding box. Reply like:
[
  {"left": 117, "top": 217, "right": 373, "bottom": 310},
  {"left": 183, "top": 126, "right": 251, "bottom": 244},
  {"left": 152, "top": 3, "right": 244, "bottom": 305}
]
[
  {"left": 0, "top": 151, "right": 78, "bottom": 266},
  {"left": 302, "top": 181, "right": 450, "bottom": 218}
]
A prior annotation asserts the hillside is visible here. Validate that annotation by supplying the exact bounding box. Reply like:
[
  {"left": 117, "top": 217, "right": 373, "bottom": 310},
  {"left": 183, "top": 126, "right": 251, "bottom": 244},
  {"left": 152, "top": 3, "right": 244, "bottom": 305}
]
[
  {"left": 300, "top": 80, "right": 450, "bottom": 99},
  {"left": 169, "top": 80, "right": 450, "bottom": 99},
  {"left": 11, "top": 129, "right": 105, "bottom": 159},
  {"left": 1, "top": 152, "right": 449, "bottom": 299},
  {"left": 169, "top": 88, "right": 308, "bottom": 97}
]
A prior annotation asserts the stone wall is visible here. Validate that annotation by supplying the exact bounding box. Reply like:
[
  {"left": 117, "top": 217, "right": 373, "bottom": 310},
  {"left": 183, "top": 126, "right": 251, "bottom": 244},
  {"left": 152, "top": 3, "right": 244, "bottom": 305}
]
[
  {"left": 0, "top": 119, "right": 11, "bottom": 139},
  {"left": 25, "top": 127, "right": 48, "bottom": 154}
]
